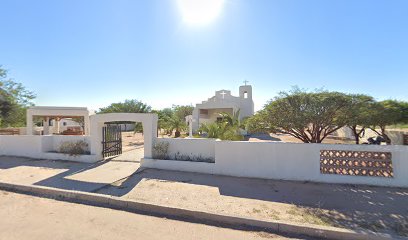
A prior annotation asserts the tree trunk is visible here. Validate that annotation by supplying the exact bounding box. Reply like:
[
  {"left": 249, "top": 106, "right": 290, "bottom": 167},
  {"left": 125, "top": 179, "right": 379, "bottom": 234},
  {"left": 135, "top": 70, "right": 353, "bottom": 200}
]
[
  {"left": 381, "top": 126, "right": 392, "bottom": 145},
  {"left": 354, "top": 133, "right": 360, "bottom": 144},
  {"left": 351, "top": 126, "right": 360, "bottom": 144},
  {"left": 175, "top": 130, "right": 181, "bottom": 138}
]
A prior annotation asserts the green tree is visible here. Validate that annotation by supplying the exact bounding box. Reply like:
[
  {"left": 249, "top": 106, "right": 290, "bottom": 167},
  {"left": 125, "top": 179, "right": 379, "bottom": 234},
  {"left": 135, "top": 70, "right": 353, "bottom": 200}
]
[
  {"left": 98, "top": 99, "right": 151, "bottom": 114},
  {"left": 0, "top": 66, "right": 35, "bottom": 127},
  {"left": 345, "top": 94, "right": 376, "bottom": 144},
  {"left": 245, "top": 110, "right": 272, "bottom": 134},
  {"left": 97, "top": 99, "right": 151, "bottom": 132},
  {"left": 0, "top": 88, "right": 13, "bottom": 121},
  {"left": 399, "top": 101, "right": 408, "bottom": 125},
  {"left": 168, "top": 115, "right": 187, "bottom": 138},
  {"left": 199, "top": 110, "right": 244, "bottom": 141},
  {"left": 218, "top": 109, "right": 240, "bottom": 126},
  {"left": 154, "top": 105, "right": 192, "bottom": 137},
  {"left": 172, "top": 105, "right": 194, "bottom": 121},
  {"left": 253, "top": 88, "right": 351, "bottom": 143},
  {"left": 369, "top": 100, "right": 404, "bottom": 144},
  {"left": 153, "top": 108, "right": 174, "bottom": 135}
]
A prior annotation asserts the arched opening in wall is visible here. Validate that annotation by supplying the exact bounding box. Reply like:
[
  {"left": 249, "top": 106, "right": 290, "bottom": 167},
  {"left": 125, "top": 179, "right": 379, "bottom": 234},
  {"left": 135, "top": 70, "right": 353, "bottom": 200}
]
[
  {"left": 243, "top": 91, "right": 248, "bottom": 99},
  {"left": 59, "top": 117, "right": 86, "bottom": 135},
  {"left": 30, "top": 116, "right": 86, "bottom": 135},
  {"left": 102, "top": 121, "right": 144, "bottom": 161}
]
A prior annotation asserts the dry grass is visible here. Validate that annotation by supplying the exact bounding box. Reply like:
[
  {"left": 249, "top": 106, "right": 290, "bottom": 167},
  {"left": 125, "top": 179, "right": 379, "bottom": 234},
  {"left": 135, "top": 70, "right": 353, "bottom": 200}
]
[{"left": 285, "top": 206, "right": 333, "bottom": 227}]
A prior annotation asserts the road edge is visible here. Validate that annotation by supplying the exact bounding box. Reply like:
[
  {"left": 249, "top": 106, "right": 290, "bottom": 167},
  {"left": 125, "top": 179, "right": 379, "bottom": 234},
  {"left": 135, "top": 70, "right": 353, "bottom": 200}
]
[{"left": 0, "top": 181, "right": 402, "bottom": 240}]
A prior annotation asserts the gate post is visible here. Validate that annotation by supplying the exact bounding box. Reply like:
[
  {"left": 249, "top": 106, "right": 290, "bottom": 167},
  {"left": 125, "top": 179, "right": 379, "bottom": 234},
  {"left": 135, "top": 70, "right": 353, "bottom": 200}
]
[
  {"left": 142, "top": 114, "right": 158, "bottom": 159},
  {"left": 90, "top": 118, "right": 104, "bottom": 160}
]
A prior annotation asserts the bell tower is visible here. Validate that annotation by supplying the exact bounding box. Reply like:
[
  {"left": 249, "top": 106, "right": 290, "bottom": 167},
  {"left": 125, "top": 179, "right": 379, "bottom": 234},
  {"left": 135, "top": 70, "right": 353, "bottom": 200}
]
[
  {"left": 239, "top": 85, "right": 252, "bottom": 100},
  {"left": 239, "top": 81, "right": 254, "bottom": 118}
]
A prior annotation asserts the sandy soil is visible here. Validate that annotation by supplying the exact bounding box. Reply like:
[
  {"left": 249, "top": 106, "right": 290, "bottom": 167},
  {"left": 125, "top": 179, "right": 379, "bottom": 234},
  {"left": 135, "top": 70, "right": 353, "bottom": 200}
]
[
  {"left": 98, "top": 168, "right": 408, "bottom": 237},
  {"left": 0, "top": 190, "right": 308, "bottom": 240},
  {"left": 247, "top": 133, "right": 356, "bottom": 144},
  {"left": 121, "top": 132, "right": 144, "bottom": 152},
  {"left": 123, "top": 131, "right": 356, "bottom": 145},
  {"left": 0, "top": 151, "right": 406, "bottom": 237}
]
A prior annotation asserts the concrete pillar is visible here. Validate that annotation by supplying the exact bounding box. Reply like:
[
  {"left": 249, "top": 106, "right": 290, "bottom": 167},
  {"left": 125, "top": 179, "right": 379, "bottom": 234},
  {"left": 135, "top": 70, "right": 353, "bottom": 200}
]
[
  {"left": 55, "top": 118, "right": 60, "bottom": 134},
  {"left": 186, "top": 115, "right": 193, "bottom": 138},
  {"left": 43, "top": 117, "right": 50, "bottom": 135},
  {"left": 143, "top": 114, "right": 158, "bottom": 159},
  {"left": 90, "top": 119, "right": 103, "bottom": 160},
  {"left": 83, "top": 115, "right": 90, "bottom": 135},
  {"left": 192, "top": 108, "right": 200, "bottom": 132},
  {"left": 26, "top": 110, "right": 33, "bottom": 135}
]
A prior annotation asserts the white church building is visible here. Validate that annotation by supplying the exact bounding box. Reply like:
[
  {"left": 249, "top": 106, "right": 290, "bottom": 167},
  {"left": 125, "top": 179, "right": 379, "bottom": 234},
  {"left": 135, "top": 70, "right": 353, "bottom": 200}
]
[{"left": 191, "top": 84, "right": 254, "bottom": 131}]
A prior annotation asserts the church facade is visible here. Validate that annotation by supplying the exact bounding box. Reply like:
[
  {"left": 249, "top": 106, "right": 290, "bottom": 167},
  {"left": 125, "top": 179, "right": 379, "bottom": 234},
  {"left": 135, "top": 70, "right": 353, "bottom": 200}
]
[{"left": 191, "top": 85, "right": 254, "bottom": 132}]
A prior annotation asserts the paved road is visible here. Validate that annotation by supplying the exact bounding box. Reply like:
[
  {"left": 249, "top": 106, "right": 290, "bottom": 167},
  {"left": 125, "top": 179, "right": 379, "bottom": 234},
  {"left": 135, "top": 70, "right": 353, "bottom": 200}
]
[{"left": 0, "top": 190, "right": 309, "bottom": 240}]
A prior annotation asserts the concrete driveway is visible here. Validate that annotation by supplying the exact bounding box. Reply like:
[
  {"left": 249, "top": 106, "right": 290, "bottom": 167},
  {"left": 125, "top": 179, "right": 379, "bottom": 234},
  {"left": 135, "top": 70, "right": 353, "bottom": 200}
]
[{"left": 0, "top": 148, "right": 143, "bottom": 192}]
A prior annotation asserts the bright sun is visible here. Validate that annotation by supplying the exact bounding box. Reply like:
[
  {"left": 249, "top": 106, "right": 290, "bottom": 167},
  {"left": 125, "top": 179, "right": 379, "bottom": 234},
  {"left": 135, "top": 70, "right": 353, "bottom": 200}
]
[{"left": 177, "top": 0, "right": 225, "bottom": 26}]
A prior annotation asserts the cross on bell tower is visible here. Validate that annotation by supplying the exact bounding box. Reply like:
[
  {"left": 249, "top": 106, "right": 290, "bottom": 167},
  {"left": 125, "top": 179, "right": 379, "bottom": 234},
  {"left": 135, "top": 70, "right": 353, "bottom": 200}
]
[
  {"left": 220, "top": 91, "right": 227, "bottom": 99},
  {"left": 243, "top": 80, "right": 249, "bottom": 86}
]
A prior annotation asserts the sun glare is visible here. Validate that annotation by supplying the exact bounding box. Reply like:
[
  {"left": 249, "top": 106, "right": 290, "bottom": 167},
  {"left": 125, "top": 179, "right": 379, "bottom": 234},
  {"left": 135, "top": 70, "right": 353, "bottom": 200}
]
[{"left": 177, "top": 0, "right": 225, "bottom": 26}]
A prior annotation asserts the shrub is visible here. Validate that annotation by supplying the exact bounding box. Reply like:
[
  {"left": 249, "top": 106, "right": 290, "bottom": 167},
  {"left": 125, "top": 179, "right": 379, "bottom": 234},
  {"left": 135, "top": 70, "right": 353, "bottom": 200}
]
[
  {"left": 173, "top": 152, "right": 214, "bottom": 163},
  {"left": 58, "top": 140, "right": 90, "bottom": 156},
  {"left": 199, "top": 122, "right": 243, "bottom": 141},
  {"left": 152, "top": 141, "right": 169, "bottom": 159}
]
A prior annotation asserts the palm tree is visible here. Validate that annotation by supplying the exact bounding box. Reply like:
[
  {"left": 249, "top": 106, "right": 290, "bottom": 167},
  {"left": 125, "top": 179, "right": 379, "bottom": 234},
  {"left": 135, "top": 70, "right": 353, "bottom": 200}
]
[
  {"left": 199, "top": 109, "right": 243, "bottom": 141},
  {"left": 168, "top": 116, "right": 187, "bottom": 138},
  {"left": 218, "top": 109, "right": 240, "bottom": 127}
]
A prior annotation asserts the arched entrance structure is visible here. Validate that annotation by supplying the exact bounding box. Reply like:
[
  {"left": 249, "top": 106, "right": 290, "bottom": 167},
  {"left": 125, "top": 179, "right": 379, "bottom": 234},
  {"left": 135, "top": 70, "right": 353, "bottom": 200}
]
[{"left": 90, "top": 113, "right": 158, "bottom": 160}]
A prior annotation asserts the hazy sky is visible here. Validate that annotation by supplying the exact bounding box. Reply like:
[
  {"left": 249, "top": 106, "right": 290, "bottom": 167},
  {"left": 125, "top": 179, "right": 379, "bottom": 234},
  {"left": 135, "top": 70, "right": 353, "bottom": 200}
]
[{"left": 1, "top": 0, "right": 407, "bottom": 112}]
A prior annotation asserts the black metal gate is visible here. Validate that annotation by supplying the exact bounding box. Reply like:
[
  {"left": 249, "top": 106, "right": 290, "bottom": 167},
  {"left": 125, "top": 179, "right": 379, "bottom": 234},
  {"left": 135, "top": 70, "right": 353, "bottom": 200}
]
[{"left": 102, "top": 124, "right": 122, "bottom": 158}]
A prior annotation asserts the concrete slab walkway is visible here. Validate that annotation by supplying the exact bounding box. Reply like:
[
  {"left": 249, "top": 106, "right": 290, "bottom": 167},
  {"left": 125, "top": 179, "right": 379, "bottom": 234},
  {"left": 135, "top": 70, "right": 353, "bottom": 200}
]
[{"left": 0, "top": 148, "right": 143, "bottom": 192}]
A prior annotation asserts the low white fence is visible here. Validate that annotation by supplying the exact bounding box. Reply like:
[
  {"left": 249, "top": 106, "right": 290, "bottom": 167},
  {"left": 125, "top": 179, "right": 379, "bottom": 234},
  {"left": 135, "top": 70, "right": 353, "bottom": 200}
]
[
  {"left": 0, "top": 135, "right": 97, "bottom": 163},
  {"left": 155, "top": 138, "right": 216, "bottom": 161},
  {"left": 142, "top": 139, "right": 408, "bottom": 188}
]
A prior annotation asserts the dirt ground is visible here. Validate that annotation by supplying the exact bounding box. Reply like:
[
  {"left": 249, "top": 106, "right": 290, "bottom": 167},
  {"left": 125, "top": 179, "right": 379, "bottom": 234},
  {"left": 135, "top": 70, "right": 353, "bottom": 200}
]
[
  {"left": 0, "top": 151, "right": 406, "bottom": 237},
  {"left": 0, "top": 190, "right": 310, "bottom": 240},
  {"left": 247, "top": 133, "right": 356, "bottom": 144},
  {"left": 123, "top": 131, "right": 356, "bottom": 146},
  {"left": 98, "top": 168, "right": 408, "bottom": 237},
  {"left": 121, "top": 132, "right": 144, "bottom": 152}
]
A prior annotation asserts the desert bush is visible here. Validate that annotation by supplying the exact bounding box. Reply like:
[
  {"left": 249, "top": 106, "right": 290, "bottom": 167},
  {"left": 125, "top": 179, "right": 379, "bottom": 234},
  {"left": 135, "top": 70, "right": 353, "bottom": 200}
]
[
  {"left": 58, "top": 140, "right": 90, "bottom": 156},
  {"left": 152, "top": 141, "right": 169, "bottom": 159},
  {"left": 173, "top": 152, "right": 214, "bottom": 163}
]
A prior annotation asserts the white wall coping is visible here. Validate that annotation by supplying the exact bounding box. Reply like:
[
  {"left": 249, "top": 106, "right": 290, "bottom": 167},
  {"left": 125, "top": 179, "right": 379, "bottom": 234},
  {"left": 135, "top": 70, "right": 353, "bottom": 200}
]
[
  {"left": 29, "top": 106, "right": 88, "bottom": 111},
  {"left": 141, "top": 158, "right": 217, "bottom": 175},
  {"left": 156, "top": 137, "right": 217, "bottom": 141}
]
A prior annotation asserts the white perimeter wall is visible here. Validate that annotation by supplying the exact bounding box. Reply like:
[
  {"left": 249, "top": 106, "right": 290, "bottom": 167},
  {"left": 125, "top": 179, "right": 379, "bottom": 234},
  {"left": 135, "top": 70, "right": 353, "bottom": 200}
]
[
  {"left": 142, "top": 140, "right": 408, "bottom": 188},
  {"left": 155, "top": 138, "right": 215, "bottom": 160},
  {"left": 0, "top": 135, "right": 97, "bottom": 163}
]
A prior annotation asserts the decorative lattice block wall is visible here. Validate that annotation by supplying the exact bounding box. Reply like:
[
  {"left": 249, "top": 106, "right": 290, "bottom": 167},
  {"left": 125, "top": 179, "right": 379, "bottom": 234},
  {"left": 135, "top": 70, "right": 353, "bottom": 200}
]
[
  {"left": 404, "top": 134, "right": 408, "bottom": 145},
  {"left": 320, "top": 150, "right": 393, "bottom": 178}
]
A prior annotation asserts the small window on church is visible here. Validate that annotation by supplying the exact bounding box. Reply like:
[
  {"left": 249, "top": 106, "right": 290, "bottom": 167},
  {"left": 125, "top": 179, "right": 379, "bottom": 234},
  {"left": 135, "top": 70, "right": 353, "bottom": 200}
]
[
  {"left": 244, "top": 91, "right": 248, "bottom": 99},
  {"left": 200, "top": 109, "right": 208, "bottom": 115}
]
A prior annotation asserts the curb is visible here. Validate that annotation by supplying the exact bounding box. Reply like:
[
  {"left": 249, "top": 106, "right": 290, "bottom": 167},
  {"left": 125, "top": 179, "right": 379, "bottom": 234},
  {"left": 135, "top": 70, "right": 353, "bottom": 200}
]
[{"left": 0, "top": 181, "right": 401, "bottom": 240}]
